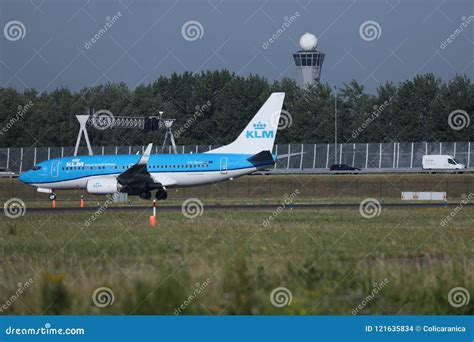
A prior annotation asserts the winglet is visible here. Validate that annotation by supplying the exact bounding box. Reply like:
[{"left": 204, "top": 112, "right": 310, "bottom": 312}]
[{"left": 138, "top": 143, "right": 153, "bottom": 165}]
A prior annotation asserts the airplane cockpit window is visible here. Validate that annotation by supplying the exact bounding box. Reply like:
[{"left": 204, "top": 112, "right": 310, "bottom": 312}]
[{"left": 32, "top": 166, "right": 42, "bottom": 171}]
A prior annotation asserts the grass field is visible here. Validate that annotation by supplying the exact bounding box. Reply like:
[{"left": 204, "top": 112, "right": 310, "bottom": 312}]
[{"left": 1, "top": 205, "right": 473, "bottom": 315}]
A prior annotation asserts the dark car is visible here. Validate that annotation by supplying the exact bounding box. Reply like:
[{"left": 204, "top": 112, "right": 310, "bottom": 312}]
[{"left": 329, "top": 164, "right": 361, "bottom": 172}]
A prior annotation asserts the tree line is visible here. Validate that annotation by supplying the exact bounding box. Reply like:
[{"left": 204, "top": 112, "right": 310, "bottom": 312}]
[{"left": 0, "top": 70, "right": 472, "bottom": 148}]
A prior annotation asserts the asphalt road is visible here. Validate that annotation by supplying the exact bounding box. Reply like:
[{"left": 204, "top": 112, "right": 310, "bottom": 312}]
[{"left": 23, "top": 202, "right": 473, "bottom": 213}]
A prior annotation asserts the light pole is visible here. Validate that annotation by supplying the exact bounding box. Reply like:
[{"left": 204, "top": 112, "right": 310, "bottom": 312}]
[{"left": 334, "top": 86, "right": 337, "bottom": 164}]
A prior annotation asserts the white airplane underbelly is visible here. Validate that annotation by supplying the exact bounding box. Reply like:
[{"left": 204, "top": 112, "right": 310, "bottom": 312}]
[
  {"left": 31, "top": 168, "right": 257, "bottom": 191},
  {"left": 152, "top": 168, "right": 257, "bottom": 187},
  {"left": 31, "top": 175, "right": 118, "bottom": 190}
]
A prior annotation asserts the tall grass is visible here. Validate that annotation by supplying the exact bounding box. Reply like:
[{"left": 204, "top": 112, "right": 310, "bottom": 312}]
[{"left": 0, "top": 208, "right": 472, "bottom": 315}]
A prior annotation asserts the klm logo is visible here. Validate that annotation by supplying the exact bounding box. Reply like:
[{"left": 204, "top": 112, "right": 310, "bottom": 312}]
[
  {"left": 246, "top": 122, "right": 274, "bottom": 139},
  {"left": 66, "top": 158, "right": 84, "bottom": 167}
]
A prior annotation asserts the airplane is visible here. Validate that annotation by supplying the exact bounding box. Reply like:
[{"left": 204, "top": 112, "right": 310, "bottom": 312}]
[{"left": 19, "top": 93, "right": 286, "bottom": 200}]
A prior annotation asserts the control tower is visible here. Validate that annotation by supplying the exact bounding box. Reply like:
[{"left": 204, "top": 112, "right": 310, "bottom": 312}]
[{"left": 292, "top": 32, "right": 325, "bottom": 88}]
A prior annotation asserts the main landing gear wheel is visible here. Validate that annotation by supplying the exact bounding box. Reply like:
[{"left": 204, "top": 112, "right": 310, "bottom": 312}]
[
  {"left": 49, "top": 193, "right": 56, "bottom": 201},
  {"left": 139, "top": 191, "right": 152, "bottom": 200},
  {"left": 155, "top": 189, "right": 168, "bottom": 200}
]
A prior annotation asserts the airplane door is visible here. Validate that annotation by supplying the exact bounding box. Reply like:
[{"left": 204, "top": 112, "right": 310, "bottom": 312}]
[
  {"left": 220, "top": 157, "right": 228, "bottom": 174},
  {"left": 51, "top": 161, "right": 59, "bottom": 177}
]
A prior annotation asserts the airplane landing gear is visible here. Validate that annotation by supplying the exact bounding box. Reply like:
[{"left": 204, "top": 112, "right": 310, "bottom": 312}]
[
  {"left": 155, "top": 189, "right": 168, "bottom": 200},
  {"left": 49, "top": 193, "right": 57, "bottom": 201},
  {"left": 139, "top": 191, "right": 152, "bottom": 200}
]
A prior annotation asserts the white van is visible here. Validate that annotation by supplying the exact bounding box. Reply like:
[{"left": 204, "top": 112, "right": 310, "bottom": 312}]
[{"left": 422, "top": 155, "right": 466, "bottom": 170}]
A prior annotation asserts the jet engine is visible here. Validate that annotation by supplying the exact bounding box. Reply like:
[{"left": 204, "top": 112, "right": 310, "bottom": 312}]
[{"left": 86, "top": 177, "right": 122, "bottom": 194}]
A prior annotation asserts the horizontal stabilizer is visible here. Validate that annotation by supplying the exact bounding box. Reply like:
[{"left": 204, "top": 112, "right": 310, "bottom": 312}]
[{"left": 247, "top": 150, "right": 274, "bottom": 164}]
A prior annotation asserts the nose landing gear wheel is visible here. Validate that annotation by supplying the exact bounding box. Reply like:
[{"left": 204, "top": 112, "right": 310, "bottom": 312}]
[{"left": 49, "top": 193, "right": 56, "bottom": 201}]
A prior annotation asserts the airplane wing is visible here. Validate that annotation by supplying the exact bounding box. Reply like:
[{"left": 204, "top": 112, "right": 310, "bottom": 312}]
[{"left": 117, "top": 143, "right": 160, "bottom": 189}]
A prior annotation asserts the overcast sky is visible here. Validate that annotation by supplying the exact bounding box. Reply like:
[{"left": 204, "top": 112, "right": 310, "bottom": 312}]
[{"left": 1, "top": 0, "right": 473, "bottom": 94}]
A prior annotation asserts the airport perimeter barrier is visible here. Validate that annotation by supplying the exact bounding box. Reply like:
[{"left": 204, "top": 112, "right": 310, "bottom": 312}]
[{"left": 0, "top": 141, "right": 473, "bottom": 174}]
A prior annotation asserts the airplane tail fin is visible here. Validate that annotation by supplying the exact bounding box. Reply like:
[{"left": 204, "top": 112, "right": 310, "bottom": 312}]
[{"left": 207, "top": 92, "right": 285, "bottom": 154}]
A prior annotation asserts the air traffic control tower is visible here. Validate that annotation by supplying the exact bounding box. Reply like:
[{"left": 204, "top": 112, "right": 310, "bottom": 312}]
[{"left": 292, "top": 32, "right": 325, "bottom": 88}]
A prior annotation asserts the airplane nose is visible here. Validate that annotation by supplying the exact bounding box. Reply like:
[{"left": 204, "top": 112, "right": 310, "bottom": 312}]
[{"left": 19, "top": 172, "right": 30, "bottom": 184}]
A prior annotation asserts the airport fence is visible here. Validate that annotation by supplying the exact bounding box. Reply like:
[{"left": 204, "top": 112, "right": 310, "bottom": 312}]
[{"left": 0, "top": 141, "right": 473, "bottom": 173}]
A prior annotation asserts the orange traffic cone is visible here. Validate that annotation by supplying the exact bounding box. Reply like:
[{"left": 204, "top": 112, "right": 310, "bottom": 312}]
[
  {"left": 52, "top": 199, "right": 56, "bottom": 209},
  {"left": 149, "top": 215, "right": 156, "bottom": 227},
  {"left": 80, "top": 196, "right": 85, "bottom": 208}
]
